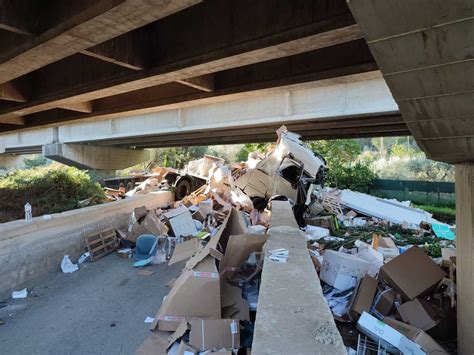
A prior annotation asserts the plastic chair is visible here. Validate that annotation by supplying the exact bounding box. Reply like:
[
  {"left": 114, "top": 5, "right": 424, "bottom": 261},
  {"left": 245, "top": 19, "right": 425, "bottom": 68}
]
[{"left": 134, "top": 234, "right": 158, "bottom": 261}]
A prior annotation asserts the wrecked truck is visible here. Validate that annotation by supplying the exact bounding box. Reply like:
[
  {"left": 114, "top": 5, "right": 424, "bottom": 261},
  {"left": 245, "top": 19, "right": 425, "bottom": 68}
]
[
  {"left": 173, "top": 126, "right": 327, "bottom": 226},
  {"left": 234, "top": 126, "right": 327, "bottom": 226}
]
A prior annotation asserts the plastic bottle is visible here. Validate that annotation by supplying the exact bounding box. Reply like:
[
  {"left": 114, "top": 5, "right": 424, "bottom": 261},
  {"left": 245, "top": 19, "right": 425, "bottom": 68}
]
[{"left": 24, "top": 202, "right": 32, "bottom": 221}]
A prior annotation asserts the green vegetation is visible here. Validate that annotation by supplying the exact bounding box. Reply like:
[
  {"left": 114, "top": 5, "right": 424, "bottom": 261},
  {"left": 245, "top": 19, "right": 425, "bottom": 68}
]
[
  {"left": 413, "top": 204, "right": 456, "bottom": 224},
  {"left": 307, "top": 140, "right": 376, "bottom": 192},
  {"left": 0, "top": 164, "right": 105, "bottom": 223}
]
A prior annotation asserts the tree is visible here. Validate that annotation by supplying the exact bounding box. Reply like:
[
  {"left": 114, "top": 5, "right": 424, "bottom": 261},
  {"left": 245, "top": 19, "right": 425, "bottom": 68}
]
[{"left": 307, "top": 139, "right": 376, "bottom": 192}]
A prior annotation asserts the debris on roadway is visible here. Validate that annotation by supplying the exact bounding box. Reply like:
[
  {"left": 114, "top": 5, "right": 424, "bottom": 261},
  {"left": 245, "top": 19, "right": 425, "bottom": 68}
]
[{"left": 41, "top": 126, "right": 455, "bottom": 353}]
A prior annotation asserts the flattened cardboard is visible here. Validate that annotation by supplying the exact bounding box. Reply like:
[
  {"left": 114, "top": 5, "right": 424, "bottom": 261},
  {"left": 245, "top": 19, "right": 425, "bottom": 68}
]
[
  {"left": 142, "top": 212, "right": 169, "bottom": 236},
  {"left": 136, "top": 269, "right": 155, "bottom": 276},
  {"left": 221, "top": 282, "right": 250, "bottom": 321},
  {"left": 383, "top": 318, "right": 449, "bottom": 355},
  {"left": 378, "top": 246, "right": 446, "bottom": 301},
  {"left": 184, "top": 211, "right": 232, "bottom": 271},
  {"left": 128, "top": 223, "right": 150, "bottom": 244},
  {"left": 169, "top": 238, "right": 200, "bottom": 265},
  {"left": 347, "top": 275, "right": 377, "bottom": 321},
  {"left": 152, "top": 256, "right": 221, "bottom": 331},
  {"left": 135, "top": 331, "right": 168, "bottom": 355},
  {"left": 177, "top": 341, "right": 198, "bottom": 355},
  {"left": 189, "top": 319, "right": 240, "bottom": 351},
  {"left": 397, "top": 298, "right": 441, "bottom": 331},
  {"left": 219, "top": 234, "right": 269, "bottom": 275},
  {"left": 167, "top": 321, "right": 189, "bottom": 349}
]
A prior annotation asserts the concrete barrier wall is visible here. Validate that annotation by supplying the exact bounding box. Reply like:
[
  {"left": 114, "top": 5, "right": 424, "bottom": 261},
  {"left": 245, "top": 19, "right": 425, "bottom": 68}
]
[
  {"left": 252, "top": 201, "right": 346, "bottom": 354},
  {"left": 0, "top": 191, "right": 173, "bottom": 299}
]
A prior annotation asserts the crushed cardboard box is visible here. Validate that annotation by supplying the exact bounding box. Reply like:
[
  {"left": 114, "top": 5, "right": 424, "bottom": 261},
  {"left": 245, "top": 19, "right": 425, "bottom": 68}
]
[
  {"left": 383, "top": 317, "right": 448, "bottom": 355},
  {"left": 320, "top": 250, "right": 370, "bottom": 291},
  {"left": 397, "top": 298, "right": 442, "bottom": 331},
  {"left": 347, "top": 275, "right": 377, "bottom": 321},
  {"left": 378, "top": 246, "right": 446, "bottom": 301}
]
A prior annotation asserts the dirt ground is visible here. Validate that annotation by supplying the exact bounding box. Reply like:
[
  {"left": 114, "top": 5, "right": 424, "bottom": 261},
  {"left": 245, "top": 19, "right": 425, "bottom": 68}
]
[{"left": 0, "top": 254, "right": 183, "bottom": 355}]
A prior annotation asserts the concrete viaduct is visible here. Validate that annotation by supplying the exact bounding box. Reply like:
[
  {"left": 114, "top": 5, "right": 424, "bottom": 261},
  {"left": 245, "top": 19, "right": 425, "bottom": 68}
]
[{"left": 0, "top": 0, "right": 472, "bottom": 353}]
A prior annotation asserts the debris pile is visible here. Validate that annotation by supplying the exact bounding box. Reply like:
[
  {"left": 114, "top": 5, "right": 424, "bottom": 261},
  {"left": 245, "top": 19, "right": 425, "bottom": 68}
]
[
  {"left": 70, "top": 126, "right": 456, "bottom": 354},
  {"left": 305, "top": 188, "right": 456, "bottom": 354}
]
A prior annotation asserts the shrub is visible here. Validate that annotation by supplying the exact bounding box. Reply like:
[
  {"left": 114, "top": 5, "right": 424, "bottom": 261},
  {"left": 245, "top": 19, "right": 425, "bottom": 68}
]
[{"left": 0, "top": 165, "right": 106, "bottom": 223}]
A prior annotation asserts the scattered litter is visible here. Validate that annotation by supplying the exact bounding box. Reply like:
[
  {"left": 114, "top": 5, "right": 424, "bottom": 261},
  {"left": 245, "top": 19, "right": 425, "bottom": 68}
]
[
  {"left": 267, "top": 248, "right": 289, "bottom": 263},
  {"left": 78, "top": 252, "right": 91, "bottom": 264},
  {"left": 12, "top": 288, "right": 28, "bottom": 299},
  {"left": 60, "top": 255, "right": 79, "bottom": 273},
  {"left": 137, "top": 269, "right": 155, "bottom": 277},
  {"left": 144, "top": 316, "right": 155, "bottom": 323}
]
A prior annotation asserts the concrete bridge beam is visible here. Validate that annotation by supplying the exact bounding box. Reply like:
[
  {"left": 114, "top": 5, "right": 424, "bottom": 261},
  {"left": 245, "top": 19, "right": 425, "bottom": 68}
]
[{"left": 42, "top": 143, "right": 149, "bottom": 170}]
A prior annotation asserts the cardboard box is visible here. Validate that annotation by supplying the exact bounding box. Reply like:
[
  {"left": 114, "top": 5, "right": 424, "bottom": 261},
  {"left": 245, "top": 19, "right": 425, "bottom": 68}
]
[
  {"left": 378, "top": 246, "right": 446, "bottom": 301},
  {"left": 189, "top": 319, "right": 240, "bottom": 351},
  {"left": 347, "top": 275, "right": 378, "bottom": 321},
  {"left": 357, "top": 312, "right": 424, "bottom": 355},
  {"left": 397, "top": 298, "right": 441, "bottom": 331},
  {"left": 373, "top": 289, "right": 396, "bottom": 317},
  {"left": 320, "top": 250, "right": 370, "bottom": 291},
  {"left": 383, "top": 318, "right": 448, "bottom": 355}
]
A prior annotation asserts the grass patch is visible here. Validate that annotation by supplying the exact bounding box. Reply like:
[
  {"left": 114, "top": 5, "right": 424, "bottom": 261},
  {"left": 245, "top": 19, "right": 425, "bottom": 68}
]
[{"left": 414, "top": 204, "right": 456, "bottom": 224}]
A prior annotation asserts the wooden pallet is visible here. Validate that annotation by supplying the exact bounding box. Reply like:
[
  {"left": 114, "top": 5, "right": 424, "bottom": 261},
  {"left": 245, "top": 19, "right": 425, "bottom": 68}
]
[{"left": 84, "top": 228, "right": 119, "bottom": 261}]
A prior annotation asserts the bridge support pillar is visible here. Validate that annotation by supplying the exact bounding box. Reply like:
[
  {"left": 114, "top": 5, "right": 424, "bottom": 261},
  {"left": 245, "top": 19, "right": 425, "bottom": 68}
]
[
  {"left": 0, "top": 154, "right": 24, "bottom": 170},
  {"left": 455, "top": 164, "right": 474, "bottom": 354},
  {"left": 42, "top": 143, "right": 150, "bottom": 170}
]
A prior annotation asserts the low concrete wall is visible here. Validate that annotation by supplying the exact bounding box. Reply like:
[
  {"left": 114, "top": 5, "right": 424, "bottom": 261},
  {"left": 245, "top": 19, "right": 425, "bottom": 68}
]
[
  {"left": 0, "top": 191, "right": 173, "bottom": 300},
  {"left": 252, "top": 201, "right": 346, "bottom": 354}
]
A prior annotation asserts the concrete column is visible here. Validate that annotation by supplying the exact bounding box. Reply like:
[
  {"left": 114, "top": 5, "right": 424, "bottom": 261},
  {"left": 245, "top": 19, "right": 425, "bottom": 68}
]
[
  {"left": 0, "top": 154, "right": 24, "bottom": 169},
  {"left": 455, "top": 164, "right": 474, "bottom": 354},
  {"left": 43, "top": 143, "right": 150, "bottom": 170}
]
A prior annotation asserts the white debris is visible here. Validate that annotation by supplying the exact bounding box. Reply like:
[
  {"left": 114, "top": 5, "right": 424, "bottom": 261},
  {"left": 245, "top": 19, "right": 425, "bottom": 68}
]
[
  {"left": 77, "top": 252, "right": 91, "bottom": 264},
  {"left": 61, "top": 255, "right": 79, "bottom": 273},
  {"left": 305, "top": 225, "right": 330, "bottom": 241},
  {"left": 12, "top": 288, "right": 28, "bottom": 299},
  {"left": 144, "top": 316, "right": 155, "bottom": 323}
]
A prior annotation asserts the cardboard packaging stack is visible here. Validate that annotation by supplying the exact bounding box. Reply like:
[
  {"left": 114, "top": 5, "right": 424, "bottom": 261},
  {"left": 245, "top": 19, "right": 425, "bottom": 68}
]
[
  {"left": 315, "top": 241, "right": 454, "bottom": 354},
  {"left": 136, "top": 208, "right": 269, "bottom": 354}
]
